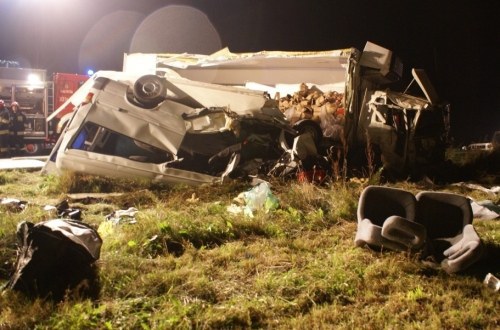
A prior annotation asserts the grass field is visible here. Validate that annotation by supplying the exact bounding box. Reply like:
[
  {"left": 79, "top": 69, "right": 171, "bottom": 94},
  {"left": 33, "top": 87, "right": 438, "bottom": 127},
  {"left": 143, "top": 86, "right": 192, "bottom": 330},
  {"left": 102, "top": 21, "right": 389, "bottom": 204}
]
[{"left": 0, "top": 169, "right": 499, "bottom": 329}]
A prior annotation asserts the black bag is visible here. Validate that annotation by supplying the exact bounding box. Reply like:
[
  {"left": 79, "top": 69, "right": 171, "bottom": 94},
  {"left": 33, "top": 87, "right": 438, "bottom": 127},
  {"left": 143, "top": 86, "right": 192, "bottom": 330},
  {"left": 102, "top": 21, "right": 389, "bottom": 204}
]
[{"left": 4, "top": 219, "right": 102, "bottom": 301}]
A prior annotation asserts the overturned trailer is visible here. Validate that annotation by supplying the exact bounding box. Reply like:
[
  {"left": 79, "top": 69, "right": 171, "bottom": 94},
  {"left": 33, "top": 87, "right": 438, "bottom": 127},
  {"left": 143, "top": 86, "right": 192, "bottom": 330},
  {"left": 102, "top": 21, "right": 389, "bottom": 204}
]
[{"left": 43, "top": 42, "right": 450, "bottom": 184}]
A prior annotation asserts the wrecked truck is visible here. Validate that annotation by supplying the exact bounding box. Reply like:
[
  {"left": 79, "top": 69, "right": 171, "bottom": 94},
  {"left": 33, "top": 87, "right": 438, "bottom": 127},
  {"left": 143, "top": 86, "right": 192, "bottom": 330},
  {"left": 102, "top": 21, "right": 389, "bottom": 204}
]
[
  {"left": 42, "top": 71, "right": 297, "bottom": 185},
  {"left": 43, "top": 42, "right": 450, "bottom": 184}
]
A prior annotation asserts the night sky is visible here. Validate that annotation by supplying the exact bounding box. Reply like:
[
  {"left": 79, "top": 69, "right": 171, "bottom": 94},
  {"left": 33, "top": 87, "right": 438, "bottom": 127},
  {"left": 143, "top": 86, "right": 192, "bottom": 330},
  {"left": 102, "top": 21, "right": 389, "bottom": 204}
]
[{"left": 0, "top": 0, "right": 497, "bottom": 144}]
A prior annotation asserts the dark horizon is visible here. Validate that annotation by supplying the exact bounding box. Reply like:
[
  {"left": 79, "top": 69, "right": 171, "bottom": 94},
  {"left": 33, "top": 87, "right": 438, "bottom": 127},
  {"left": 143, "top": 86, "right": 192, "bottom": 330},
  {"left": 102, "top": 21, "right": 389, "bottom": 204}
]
[{"left": 0, "top": 0, "right": 497, "bottom": 144}]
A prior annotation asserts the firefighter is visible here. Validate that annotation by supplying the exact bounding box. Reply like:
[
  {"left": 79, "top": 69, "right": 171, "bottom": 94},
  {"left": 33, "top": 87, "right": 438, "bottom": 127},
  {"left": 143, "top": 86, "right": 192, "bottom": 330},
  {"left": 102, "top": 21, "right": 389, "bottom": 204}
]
[
  {"left": 9, "top": 101, "right": 26, "bottom": 156},
  {"left": 0, "top": 99, "right": 11, "bottom": 157}
]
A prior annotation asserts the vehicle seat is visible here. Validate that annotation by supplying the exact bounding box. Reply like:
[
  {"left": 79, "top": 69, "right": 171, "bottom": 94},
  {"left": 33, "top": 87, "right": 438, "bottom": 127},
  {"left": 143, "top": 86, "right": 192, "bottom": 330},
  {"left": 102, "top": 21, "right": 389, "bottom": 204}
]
[
  {"left": 415, "top": 191, "right": 484, "bottom": 273},
  {"left": 355, "top": 186, "right": 426, "bottom": 251}
]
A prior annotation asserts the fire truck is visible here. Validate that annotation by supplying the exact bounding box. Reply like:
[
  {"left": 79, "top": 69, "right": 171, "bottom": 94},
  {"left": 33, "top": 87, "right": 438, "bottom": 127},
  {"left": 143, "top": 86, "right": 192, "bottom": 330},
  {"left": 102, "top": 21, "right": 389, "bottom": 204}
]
[{"left": 0, "top": 63, "right": 88, "bottom": 155}]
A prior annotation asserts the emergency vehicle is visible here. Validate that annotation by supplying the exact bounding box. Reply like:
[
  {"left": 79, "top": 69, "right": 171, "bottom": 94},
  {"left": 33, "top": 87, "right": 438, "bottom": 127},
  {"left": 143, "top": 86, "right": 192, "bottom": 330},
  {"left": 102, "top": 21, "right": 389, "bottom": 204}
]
[{"left": 0, "top": 63, "right": 88, "bottom": 155}]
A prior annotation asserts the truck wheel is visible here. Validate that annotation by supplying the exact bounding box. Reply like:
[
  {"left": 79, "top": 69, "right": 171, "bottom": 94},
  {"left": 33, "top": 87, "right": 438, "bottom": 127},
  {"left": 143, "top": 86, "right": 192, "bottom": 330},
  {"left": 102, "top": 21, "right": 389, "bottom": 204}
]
[
  {"left": 133, "top": 75, "right": 167, "bottom": 108},
  {"left": 24, "top": 143, "right": 41, "bottom": 155},
  {"left": 293, "top": 119, "right": 323, "bottom": 147}
]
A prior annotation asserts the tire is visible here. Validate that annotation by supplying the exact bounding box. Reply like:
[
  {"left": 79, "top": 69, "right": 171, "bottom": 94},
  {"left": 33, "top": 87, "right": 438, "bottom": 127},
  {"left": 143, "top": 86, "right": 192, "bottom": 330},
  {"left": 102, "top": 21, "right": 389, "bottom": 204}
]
[
  {"left": 293, "top": 119, "right": 323, "bottom": 146},
  {"left": 133, "top": 75, "right": 167, "bottom": 108},
  {"left": 24, "top": 143, "right": 41, "bottom": 155}
]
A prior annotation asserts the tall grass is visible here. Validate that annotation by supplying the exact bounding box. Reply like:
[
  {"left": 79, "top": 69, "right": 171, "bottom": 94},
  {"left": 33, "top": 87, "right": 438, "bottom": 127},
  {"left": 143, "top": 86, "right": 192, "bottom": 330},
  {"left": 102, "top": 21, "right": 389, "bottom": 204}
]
[{"left": 0, "top": 171, "right": 499, "bottom": 329}]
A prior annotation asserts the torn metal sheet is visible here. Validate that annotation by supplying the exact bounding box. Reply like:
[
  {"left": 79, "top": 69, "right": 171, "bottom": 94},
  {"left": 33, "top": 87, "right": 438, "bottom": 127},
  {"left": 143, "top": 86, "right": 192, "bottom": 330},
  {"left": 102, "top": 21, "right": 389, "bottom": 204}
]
[
  {"left": 125, "top": 48, "right": 355, "bottom": 87},
  {"left": 0, "top": 157, "right": 48, "bottom": 170}
]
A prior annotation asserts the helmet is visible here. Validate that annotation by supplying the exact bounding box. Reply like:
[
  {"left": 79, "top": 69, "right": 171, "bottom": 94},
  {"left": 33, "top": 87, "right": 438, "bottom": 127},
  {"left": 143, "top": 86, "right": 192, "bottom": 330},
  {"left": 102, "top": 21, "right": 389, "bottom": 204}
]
[
  {"left": 0, "top": 100, "right": 4, "bottom": 105},
  {"left": 11, "top": 101, "right": 19, "bottom": 107}
]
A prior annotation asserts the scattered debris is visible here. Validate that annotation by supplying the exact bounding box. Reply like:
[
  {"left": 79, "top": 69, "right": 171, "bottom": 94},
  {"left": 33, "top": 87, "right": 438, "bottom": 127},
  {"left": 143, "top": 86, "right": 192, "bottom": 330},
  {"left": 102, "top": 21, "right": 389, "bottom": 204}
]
[
  {"left": 44, "top": 200, "right": 82, "bottom": 220},
  {"left": 470, "top": 199, "right": 500, "bottom": 220},
  {"left": 3, "top": 219, "right": 102, "bottom": 301},
  {"left": 66, "top": 192, "right": 125, "bottom": 200},
  {"left": 186, "top": 193, "right": 200, "bottom": 203},
  {"left": 484, "top": 273, "right": 500, "bottom": 292},
  {"left": 1, "top": 198, "right": 27, "bottom": 212},
  {"left": 105, "top": 207, "right": 139, "bottom": 224},
  {"left": 452, "top": 182, "right": 500, "bottom": 199},
  {"left": 0, "top": 157, "right": 47, "bottom": 170},
  {"left": 228, "top": 181, "right": 279, "bottom": 217},
  {"left": 355, "top": 186, "right": 486, "bottom": 274}
]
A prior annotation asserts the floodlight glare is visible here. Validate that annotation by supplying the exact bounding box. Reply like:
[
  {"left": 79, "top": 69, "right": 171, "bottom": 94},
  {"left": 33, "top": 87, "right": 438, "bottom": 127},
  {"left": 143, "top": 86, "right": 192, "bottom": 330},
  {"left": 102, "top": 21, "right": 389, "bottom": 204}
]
[{"left": 27, "top": 73, "right": 42, "bottom": 84}]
